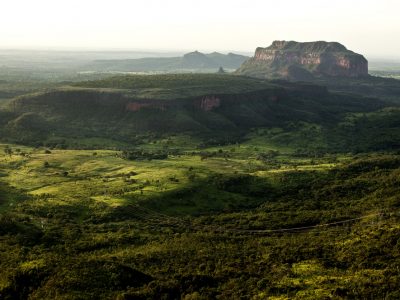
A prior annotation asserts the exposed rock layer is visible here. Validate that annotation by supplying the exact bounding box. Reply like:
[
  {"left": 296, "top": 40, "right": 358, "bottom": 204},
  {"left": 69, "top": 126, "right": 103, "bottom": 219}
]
[
  {"left": 126, "top": 96, "right": 221, "bottom": 113},
  {"left": 236, "top": 41, "right": 368, "bottom": 80}
]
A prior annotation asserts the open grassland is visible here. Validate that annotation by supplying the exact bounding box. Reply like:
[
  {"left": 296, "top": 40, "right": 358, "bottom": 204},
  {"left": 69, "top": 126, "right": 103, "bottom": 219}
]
[
  {"left": 0, "top": 142, "right": 338, "bottom": 215},
  {"left": 1, "top": 141, "right": 400, "bottom": 299}
]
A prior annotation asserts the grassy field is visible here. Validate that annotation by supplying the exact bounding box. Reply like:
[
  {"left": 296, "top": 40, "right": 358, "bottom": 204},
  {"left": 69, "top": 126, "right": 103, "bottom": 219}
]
[
  {"left": 0, "top": 141, "right": 335, "bottom": 213},
  {"left": 1, "top": 140, "right": 400, "bottom": 299}
]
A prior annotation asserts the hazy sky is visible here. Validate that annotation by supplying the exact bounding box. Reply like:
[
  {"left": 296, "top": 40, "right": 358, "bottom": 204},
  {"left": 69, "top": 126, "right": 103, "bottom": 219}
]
[{"left": 1, "top": 0, "right": 399, "bottom": 58}]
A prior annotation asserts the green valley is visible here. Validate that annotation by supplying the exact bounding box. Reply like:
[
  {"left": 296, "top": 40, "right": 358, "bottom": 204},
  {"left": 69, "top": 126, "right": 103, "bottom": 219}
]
[
  {"left": 0, "top": 140, "right": 399, "bottom": 299},
  {"left": 0, "top": 56, "right": 400, "bottom": 299},
  {"left": 3, "top": 0, "right": 400, "bottom": 296}
]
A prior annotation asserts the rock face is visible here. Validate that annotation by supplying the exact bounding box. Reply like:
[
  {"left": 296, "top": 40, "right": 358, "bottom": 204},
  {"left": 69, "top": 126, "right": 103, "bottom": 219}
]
[
  {"left": 125, "top": 96, "right": 221, "bottom": 113},
  {"left": 199, "top": 96, "right": 221, "bottom": 111},
  {"left": 126, "top": 102, "right": 166, "bottom": 112},
  {"left": 236, "top": 41, "right": 368, "bottom": 80}
]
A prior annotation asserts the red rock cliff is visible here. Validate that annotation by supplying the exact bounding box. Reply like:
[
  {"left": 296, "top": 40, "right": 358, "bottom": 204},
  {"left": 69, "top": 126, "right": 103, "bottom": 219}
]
[
  {"left": 237, "top": 41, "right": 368, "bottom": 79},
  {"left": 200, "top": 96, "right": 221, "bottom": 111}
]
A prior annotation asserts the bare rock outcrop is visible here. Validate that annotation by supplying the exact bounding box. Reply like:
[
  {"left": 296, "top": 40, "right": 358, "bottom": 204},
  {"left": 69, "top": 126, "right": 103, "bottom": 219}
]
[
  {"left": 199, "top": 96, "right": 221, "bottom": 111},
  {"left": 236, "top": 41, "right": 368, "bottom": 80}
]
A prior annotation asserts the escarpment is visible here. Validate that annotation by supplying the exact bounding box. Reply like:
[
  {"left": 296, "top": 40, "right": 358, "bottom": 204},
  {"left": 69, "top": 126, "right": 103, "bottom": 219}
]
[{"left": 236, "top": 40, "right": 368, "bottom": 80}]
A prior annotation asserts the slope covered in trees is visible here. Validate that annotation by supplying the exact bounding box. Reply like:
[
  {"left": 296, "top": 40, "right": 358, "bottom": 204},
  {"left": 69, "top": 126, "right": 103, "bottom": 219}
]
[
  {"left": 0, "top": 72, "right": 400, "bottom": 299},
  {"left": 1, "top": 74, "right": 397, "bottom": 154},
  {"left": 0, "top": 146, "right": 399, "bottom": 299}
]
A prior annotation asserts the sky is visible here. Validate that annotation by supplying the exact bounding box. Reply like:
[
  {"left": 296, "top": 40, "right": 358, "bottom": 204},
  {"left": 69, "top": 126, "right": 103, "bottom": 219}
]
[{"left": 1, "top": 0, "right": 399, "bottom": 58}]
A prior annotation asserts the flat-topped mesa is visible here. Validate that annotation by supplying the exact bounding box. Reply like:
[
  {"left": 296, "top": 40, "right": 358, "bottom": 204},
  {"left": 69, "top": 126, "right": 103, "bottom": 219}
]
[{"left": 236, "top": 41, "right": 368, "bottom": 80}]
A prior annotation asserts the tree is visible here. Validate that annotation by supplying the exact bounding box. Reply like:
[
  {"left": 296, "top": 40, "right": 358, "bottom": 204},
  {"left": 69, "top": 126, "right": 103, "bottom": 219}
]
[{"left": 4, "top": 146, "right": 12, "bottom": 157}]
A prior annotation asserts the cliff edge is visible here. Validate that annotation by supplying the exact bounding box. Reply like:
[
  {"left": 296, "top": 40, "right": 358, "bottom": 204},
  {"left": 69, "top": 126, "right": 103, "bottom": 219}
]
[{"left": 236, "top": 41, "right": 368, "bottom": 80}]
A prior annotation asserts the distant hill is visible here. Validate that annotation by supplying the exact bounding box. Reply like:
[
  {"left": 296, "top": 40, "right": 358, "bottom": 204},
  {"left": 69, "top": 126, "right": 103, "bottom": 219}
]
[
  {"left": 236, "top": 41, "right": 368, "bottom": 80},
  {"left": 85, "top": 51, "right": 249, "bottom": 73},
  {"left": 1, "top": 73, "right": 396, "bottom": 153}
]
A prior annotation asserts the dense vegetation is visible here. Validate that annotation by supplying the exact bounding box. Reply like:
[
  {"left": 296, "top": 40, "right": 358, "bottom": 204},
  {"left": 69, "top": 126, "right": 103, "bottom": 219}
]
[
  {"left": 1, "top": 70, "right": 400, "bottom": 299},
  {"left": 0, "top": 145, "right": 399, "bottom": 299},
  {"left": 73, "top": 73, "right": 274, "bottom": 97},
  {"left": 314, "top": 75, "right": 400, "bottom": 103},
  {"left": 1, "top": 74, "right": 398, "bottom": 155}
]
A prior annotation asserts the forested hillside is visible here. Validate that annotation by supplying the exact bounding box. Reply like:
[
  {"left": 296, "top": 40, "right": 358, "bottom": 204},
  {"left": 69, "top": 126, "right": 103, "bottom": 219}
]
[{"left": 1, "top": 72, "right": 400, "bottom": 299}]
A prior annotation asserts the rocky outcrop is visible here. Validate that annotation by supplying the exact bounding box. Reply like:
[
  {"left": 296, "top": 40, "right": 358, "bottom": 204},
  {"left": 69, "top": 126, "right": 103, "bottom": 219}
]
[
  {"left": 126, "top": 96, "right": 221, "bottom": 113},
  {"left": 126, "top": 102, "right": 166, "bottom": 112},
  {"left": 236, "top": 41, "right": 368, "bottom": 80},
  {"left": 199, "top": 96, "right": 221, "bottom": 111}
]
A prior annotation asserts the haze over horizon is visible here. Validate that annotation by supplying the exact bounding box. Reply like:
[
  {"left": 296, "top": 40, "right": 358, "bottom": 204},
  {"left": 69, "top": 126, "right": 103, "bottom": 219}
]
[{"left": 1, "top": 0, "right": 400, "bottom": 59}]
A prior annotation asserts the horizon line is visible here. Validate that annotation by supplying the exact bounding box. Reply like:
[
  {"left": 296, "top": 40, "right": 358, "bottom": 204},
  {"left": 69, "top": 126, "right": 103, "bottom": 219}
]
[{"left": 0, "top": 46, "right": 399, "bottom": 61}]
